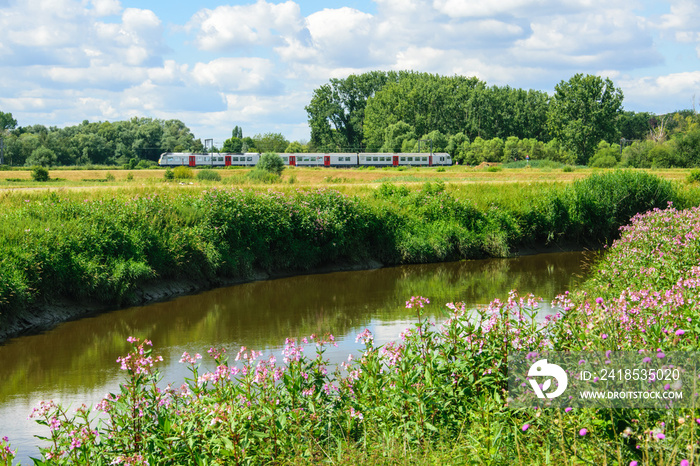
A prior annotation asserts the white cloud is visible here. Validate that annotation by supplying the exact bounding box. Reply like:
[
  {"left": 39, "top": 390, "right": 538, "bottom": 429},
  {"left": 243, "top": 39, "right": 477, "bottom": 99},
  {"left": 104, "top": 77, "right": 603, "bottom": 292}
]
[
  {"left": 619, "top": 71, "right": 700, "bottom": 113},
  {"left": 188, "top": 1, "right": 305, "bottom": 51},
  {"left": 90, "top": 0, "right": 122, "bottom": 17},
  {"left": 0, "top": 0, "right": 698, "bottom": 143},
  {"left": 191, "top": 57, "right": 280, "bottom": 93},
  {"left": 44, "top": 63, "right": 147, "bottom": 88}
]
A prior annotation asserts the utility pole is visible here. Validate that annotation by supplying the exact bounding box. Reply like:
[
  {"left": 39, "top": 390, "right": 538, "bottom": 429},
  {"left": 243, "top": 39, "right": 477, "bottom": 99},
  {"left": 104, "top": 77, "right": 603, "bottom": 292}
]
[{"left": 0, "top": 137, "right": 4, "bottom": 165}]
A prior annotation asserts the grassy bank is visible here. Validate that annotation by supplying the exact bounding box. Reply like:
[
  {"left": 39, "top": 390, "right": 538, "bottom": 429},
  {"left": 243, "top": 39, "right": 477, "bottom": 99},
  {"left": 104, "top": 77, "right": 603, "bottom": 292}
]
[
  {"left": 0, "top": 171, "right": 688, "bottom": 336},
  {"left": 510, "top": 202, "right": 700, "bottom": 465},
  {"left": 2, "top": 174, "right": 700, "bottom": 463}
]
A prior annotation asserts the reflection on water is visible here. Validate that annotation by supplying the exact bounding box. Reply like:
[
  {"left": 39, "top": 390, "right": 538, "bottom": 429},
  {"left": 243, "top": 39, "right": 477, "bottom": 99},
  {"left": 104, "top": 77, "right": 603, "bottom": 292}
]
[{"left": 0, "top": 250, "right": 593, "bottom": 462}]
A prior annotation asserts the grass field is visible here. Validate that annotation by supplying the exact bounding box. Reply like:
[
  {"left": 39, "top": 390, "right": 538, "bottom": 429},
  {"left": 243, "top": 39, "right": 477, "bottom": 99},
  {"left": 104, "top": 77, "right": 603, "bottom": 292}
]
[{"left": 0, "top": 165, "right": 693, "bottom": 190}]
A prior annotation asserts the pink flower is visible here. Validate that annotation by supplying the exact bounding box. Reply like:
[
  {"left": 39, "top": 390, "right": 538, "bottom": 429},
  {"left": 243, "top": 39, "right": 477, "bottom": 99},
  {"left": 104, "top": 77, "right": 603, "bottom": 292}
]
[
  {"left": 579, "top": 428, "right": 587, "bottom": 436},
  {"left": 522, "top": 424, "right": 530, "bottom": 431},
  {"left": 676, "top": 329, "right": 686, "bottom": 336},
  {"left": 681, "top": 460, "right": 689, "bottom": 466},
  {"left": 564, "top": 407, "right": 572, "bottom": 413}
]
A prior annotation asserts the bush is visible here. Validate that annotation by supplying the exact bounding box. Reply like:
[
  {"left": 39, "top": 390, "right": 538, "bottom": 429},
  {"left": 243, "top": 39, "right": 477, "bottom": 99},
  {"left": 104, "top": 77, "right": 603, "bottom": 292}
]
[
  {"left": 173, "top": 166, "right": 194, "bottom": 180},
  {"left": 163, "top": 168, "right": 174, "bottom": 180},
  {"left": 126, "top": 172, "right": 134, "bottom": 181},
  {"left": 26, "top": 147, "right": 57, "bottom": 167},
  {"left": 588, "top": 154, "right": 617, "bottom": 168},
  {"left": 105, "top": 172, "right": 115, "bottom": 181},
  {"left": 564, "top": 170, "right": 676, "bottom": 243},
  {"left": 247, "top": 168, "right": 280, "bottom": 183},
  {"left": 257, "top": 152, "right": 285, "bottom": 176},
  {"left": 196, "top": 169, "right": 221, "bottom": 182},
  {"left": 687, "top": 169, "right": 700, "bottom": 184},
  {"left": 30, "top": 166, "right": 50, "bottom": 182}
]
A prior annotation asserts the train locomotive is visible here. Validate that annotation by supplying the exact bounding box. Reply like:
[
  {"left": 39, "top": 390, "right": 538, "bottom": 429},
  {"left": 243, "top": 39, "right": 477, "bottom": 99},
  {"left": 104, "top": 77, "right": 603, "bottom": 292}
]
[{"left": 158, "top": 152, "right": 453, "bottom": 168}]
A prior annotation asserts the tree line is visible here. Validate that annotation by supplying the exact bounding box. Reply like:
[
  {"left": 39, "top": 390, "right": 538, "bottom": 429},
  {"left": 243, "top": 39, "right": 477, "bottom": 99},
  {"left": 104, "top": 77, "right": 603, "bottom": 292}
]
[
  {"left": 2, "top": 70, "right": 699, "bottom": 168},
  {"left": 0, "top": 116, "right": 203, "bottom": 167},
  {"left": 306, "top": 70, "right": 700, "bottom": 167},
  {"left": 0, "top": 114, "right": 307, "bottom": 167}
]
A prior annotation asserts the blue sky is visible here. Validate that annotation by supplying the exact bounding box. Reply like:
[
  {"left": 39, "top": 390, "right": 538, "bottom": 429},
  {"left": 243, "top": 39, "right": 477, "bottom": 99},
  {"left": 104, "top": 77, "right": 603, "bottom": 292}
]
[{"left": 1, "top": 0, "right": 699, "bottom": 146}]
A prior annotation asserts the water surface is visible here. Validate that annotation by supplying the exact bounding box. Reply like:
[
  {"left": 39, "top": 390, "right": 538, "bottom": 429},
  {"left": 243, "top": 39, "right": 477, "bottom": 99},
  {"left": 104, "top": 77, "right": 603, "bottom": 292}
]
[{"left": 0, "top": 250, "right": 592, "bottom": 463}]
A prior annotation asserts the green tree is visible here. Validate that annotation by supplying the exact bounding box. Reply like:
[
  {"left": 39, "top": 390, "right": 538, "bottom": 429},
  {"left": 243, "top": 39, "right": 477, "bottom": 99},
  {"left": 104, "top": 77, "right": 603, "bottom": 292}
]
[
  {"left": 26, "top": 146, "right": 57, "bottom": 167},
  {"left": 252, "top": 133, "right": 289, "bottom": 153},
  {"left": 0, "top": 111, "right": 17, "bottom": 132},
  {"left": 306, "top": 71, "right": 398, "bottom": 151},
  {"left": 232, "top": 126, "right": 243, "bottom": 139},
  {"left": 673, "top": 127, "right": 700, "bottom": 167},
  {"left": 257, "top": 152, "right": 285, "bottom": 175},
  {"left": 620, "top": 140, "right": 654, "bottom": 168},
  {"left": 588, "top": 140, "right": 620, "bottom": 167},
  {"left": 618, "top": 111, "right": 653, "bottom": 141},
  {"left": 222, "top": 137, "right": 243, "bottom": 153},
  {"left": 546, "top": 74, "right": 624, "bottom": 165},
  {"left": 284, "top": 141, "right": 305, "bottom": 153},
  {"left": 380, "top": 121, "right": 416, "bottom": 153}
]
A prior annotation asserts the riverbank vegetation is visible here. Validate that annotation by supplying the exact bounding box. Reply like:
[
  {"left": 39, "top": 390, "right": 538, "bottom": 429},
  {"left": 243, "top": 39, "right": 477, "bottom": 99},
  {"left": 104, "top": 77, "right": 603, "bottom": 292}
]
[
  {"left": 0, "top": 171, "right": 686, "bottom": 336},
  {"left": 4, "top": 181, "right": 700, "bottom": 464}
]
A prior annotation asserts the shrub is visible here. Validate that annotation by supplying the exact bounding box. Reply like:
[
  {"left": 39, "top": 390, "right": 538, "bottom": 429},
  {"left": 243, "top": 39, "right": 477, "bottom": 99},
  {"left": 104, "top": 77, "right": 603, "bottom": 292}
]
[
  {"left": 137, "top": 160, "right": 155, "bottom": 169},
  {"left": 562, "top": 165, "right": 575, "bottom": 172},
  {"left": 26, "top": 147, "right": 57, "bottom": 167},
  {"left": 588, "top": 154, "right": 617, "bottom": 168},
  {"left": 687, "top": 168, "right": 700, "bottom": 184},
  {"left": 30, "top": 166, "right": 50, "bottom": 182},
  {"left": 173, "top": 166, "right": 194, "bottom": 180},
  {"left": 105, "top": 172, "right": 115, "bottom": 181},
  {"left": 247, "top": 168, "right": 280, "bottom": 183},
  {"left": 257, "top": 152, "right": 285, "bottom": 175},
  {"left": 163, "top": 168, "right": 174, "bottom": 180},
  {"left": 564, "top": 170, "right": 676, "bottom": 243},
  {"left": 196, "top": 169, "right": 221, "bottom": 182},
  {"left": 126, "top": 172, "right": 134, "bottom": 181}
]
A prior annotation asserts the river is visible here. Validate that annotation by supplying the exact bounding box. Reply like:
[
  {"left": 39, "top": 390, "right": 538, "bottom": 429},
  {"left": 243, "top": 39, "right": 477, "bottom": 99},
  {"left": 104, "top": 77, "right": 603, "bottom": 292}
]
[{"left": 0, "top": 250, "right": 592, "bottom": 463}]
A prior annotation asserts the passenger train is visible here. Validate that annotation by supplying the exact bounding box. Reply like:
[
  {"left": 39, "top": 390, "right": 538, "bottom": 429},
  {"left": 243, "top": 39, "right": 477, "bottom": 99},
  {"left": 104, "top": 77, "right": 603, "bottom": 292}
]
[{"left": 158, "top": 152, "right": 452, "bottom": 168}]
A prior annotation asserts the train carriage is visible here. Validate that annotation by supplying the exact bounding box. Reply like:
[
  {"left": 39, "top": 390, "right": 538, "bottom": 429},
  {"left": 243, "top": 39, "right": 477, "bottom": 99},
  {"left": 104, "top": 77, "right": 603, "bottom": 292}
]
[
  {"left": 159, "top": 151, "right": 451, "bottom": 168},
  {"left": 158, "top": 152, "right": 260, "bottom": 167}
]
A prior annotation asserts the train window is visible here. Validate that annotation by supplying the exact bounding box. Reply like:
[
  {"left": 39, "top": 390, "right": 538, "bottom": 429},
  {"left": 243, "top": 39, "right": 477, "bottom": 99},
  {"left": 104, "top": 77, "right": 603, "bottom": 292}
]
[
  {"left": 232, "top": 157, "right": 238, "bottom": 162},
  {"left": 400, "top": 157, "right": 406, "bottom": 162},
  {"left": 408, "top": 157, "right": 413, "bottom": 161},
  {"left": 247, "top": 157, "right": 253, "bottom": 162},
  {"left": 372, "top": 157, "right": 378, "bottom": 162},
  {"left": 422, "top": 157, "right": 427, "bottom": 162}
]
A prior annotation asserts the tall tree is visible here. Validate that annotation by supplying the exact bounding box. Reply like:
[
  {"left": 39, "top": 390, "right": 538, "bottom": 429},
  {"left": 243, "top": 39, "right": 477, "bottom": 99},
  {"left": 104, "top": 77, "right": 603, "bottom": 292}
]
[
  {"left": 0, "top": 111, "right": 17, "bottom": 132},
  {"left": 306, "top": 71, "right": 398, "bottom": 151},
  {"left": 546, "top": 74, "right": 624, "bottom": 165},
  {"left": 252, "top": 133, "right": 289, "bottom": 153}
]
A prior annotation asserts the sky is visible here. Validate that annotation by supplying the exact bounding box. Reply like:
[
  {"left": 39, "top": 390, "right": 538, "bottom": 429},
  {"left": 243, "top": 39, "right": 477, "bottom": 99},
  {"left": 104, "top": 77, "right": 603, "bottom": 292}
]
[{"left": 0, "top": 0, "right": 699, "bottom": 146}]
